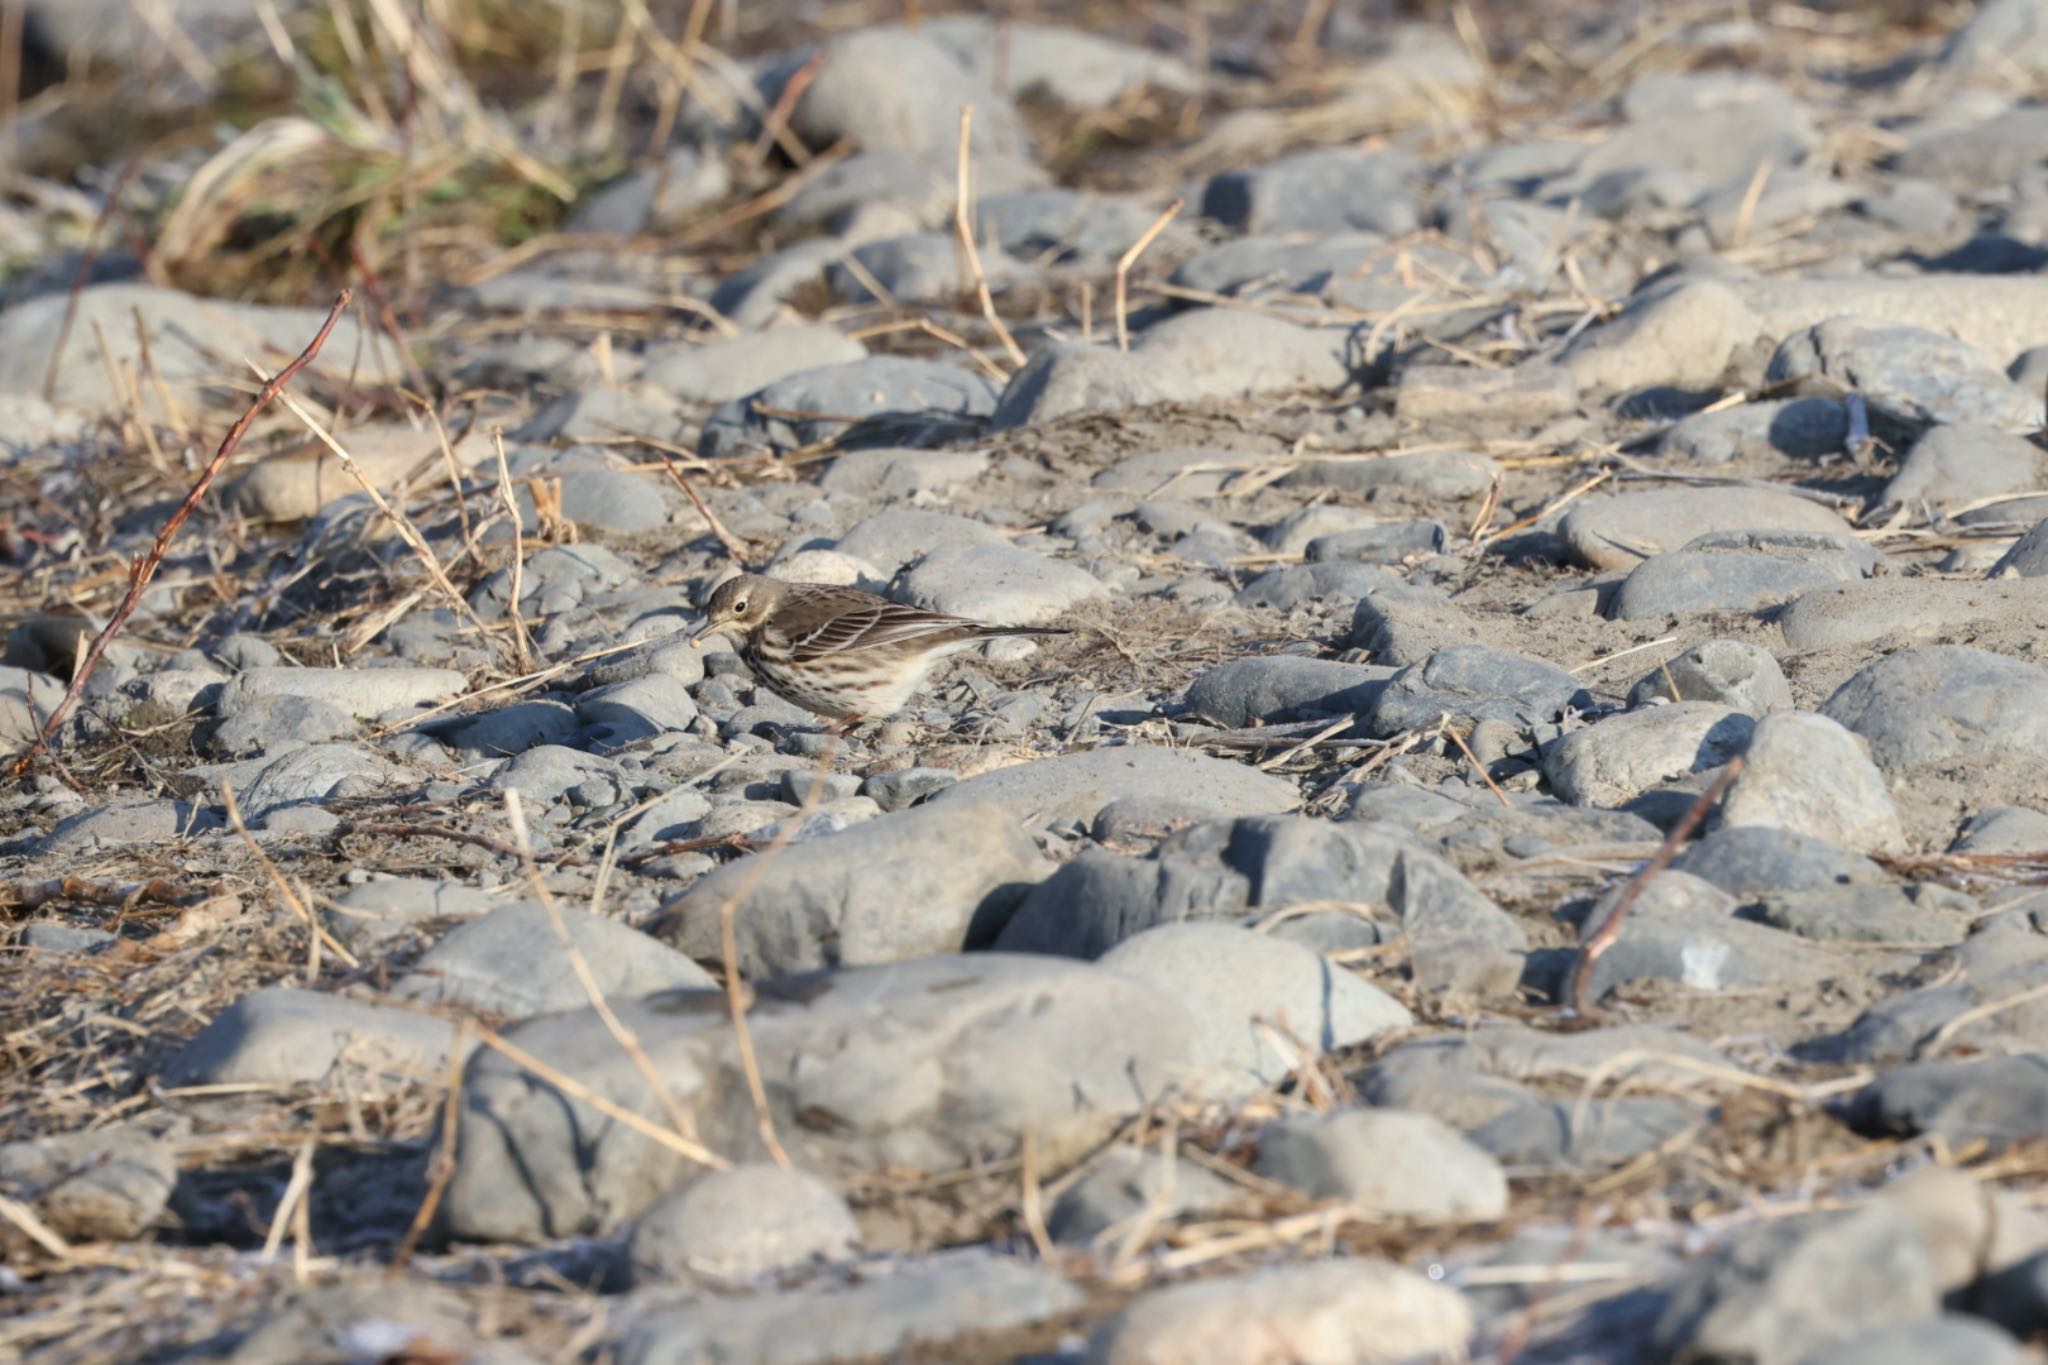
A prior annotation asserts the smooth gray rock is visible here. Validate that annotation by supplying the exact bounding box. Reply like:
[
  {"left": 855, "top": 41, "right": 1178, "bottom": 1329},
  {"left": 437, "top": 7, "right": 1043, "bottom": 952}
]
[
  {"left": 163, "top": 988, "right": 456, "bottom": 1087},
  {"left": 860, "top": 766, "right": 957, "bottom": 812},
  {"left": 1721, "top": 711, "right": 1906, "bottom": 854},
  {"left": 1182, "top": 656, "right": 1393, "bottom": 728},
  {"left": 1849, "top": 1054, "right": 2048, "bottom": 1147},
  {"left": 1885, "top": 425, "right": 2048, "bottom": 515},
  {"left": 1280, "top": 448, "right": 1498, "bottom": 499},
  {"left": 1469, "top": 1096, "right": 1699, "bottom": 1168},
  {"left": 1766, "top": 316, "right": 2041, "bottom": 433},
  {"left": 640, "top": 326, "right": 866, "bottom": 405},
  {"left": 998, "top": 814, "right": 1524, "bottom": 998},
  {"left": 890, "top": 543, "right": 1104, "bottom": 624},
  {"left": 1571, "top": 870, "right": 1845, "bottom": 1003},
  {"left": 324, "top": 878, "right": 501, "bottom": 954},
  {"left": 922, "top": 16, "right": 1196, "bottom": 108},
  {"left": 772, "top": 28, "right": 1031, "bottom": 159},
  {"left": 1348, "top": 579, "right": 1482, "bottom": 664},
  {"left": 626, "top": 1165, "right": 859, "bottom": 1286},
  {"left": 1084, "top": 1260, "right": 1471, "bottom": 1365},
  {"left": 515, "top": 388, "right": 693, "bottom": 453},
  {"left": 1953, "top": 806, "right": 2048, "bottom": 853},
  {"left": 491, "top": 746, "right": 632, "bottom": 814},
  {"left": 699, "top": 357, "right": 998, "bottom": 457},
  {"left": 1202, "top": 147, "right": 1422, "bottom": 236},
  {"left": 566, "top": 146, "right": 731, "bottom": 235},
  {"left": 1670, "top": 826, "right": 1888, "bottom": 899},
  {"left": 990, "top": 309, "right": 1357, "bottom": 428},
  {"left": 1254, "top": 1108, "right": 1507, "bottom": 1220},
  {"left": 1098, "top": 922, "right": 1411, "bottom": 1093},
  {"left": 1304, "top": 521, "right": 1449, "bottom": 564},
  {"left": 576, "top": 677, "right": 700, "bottom": 748},
  {"left": 818, "top": 446, "right": 990, "bottom": 499},
  {"left": 1821, "top": 646, "right": 2048, "bottom": 771},
  {"left": 233, "top": 744, "right": 406, "bottom": 823},
  {"left": 1561, "top": 488, "right": 1854, "bottom": 572},
  {"left": 1369, "top": 645, "right": 1588, "bottom": 737},
  {"left": 829, "top": 231, "right": 1028, "bottom": 304},
  {"left": 973, "top": 188, "right": 1180, "bottom": 264},
  {"left": 1751, "top": 884, "right": 1968, "bottom": 947},
  {"left": 655, "top": 800, "right": 1047, "bottom": 977},
  {"left": 1651, "top": 1203, "right": 1940, "bottom": 1365},
  {"left": 1627, "top": 640, "right": 1793, "bottom": 716},
  {"left": 1545, "top": 704, "right": 1753, "bottom": 808},
  {"left": 618, "top": 1254, "right": 1080, "bottom": 1365},
  {"left": 396, "top": 903, "right": 715, "bottom": 1018},
  {"left": 439, "top": 700, "right": 581, "bottom": 757},
  {"left": 37, "top": 796, "right": 219, "bottom": 854},
  {"left": 1560, "top": 278, "right": 1761, "bottom": 394},
  {"left": 442, "top": 955, "right": 1206, "bottom": 1241},
  {"left": 828, "top": 507, "right": 1006, "bottom": 574},
  {"left": 1992, "top": 515, "right": 2048, "bottom": 577},
  {"left": 1610, "top": 531, "right": 1878, "bottom": 620},
  {"left": 216, "top": 666, "right": 466, "bottom": 718},
  {"left": 1234, "top": 561, "right": 1402, "bottom": 611},
  {"left": 1048, "top": 1145, "right": 1246, "bottom": 1246},
  {"left": 0, "top": 1125, "right": 176, "bottom": 1240},
  {"left": 929, "top": 746, "right": 1298, "bottom": 832},
  {"left": 1660, "top": 396, "right": 1848, "bottom": 465}
]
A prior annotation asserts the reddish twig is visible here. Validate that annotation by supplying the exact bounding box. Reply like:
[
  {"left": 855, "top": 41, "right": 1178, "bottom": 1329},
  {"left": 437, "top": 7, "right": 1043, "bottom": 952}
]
[
  {"left": 347, "top": 244, "right": 430, "bottom": 396},
  {"left": 1568, "top": 755, "right": 1745, "bottom": 1015},
  {"left": 12, "top": 290, "right": 355, "bottom": 776}
]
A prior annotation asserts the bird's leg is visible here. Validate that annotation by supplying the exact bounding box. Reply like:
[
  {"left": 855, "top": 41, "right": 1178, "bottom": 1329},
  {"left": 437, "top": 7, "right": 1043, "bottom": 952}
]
[{"left": 822, "top": 715, "right": 863, "bottom": 739}]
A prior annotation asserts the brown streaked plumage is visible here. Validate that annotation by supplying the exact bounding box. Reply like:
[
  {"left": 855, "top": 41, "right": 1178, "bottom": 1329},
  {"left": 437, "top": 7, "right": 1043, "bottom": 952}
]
[{"left": 690, "top": 573, "right": 1066, "bottom": 731}]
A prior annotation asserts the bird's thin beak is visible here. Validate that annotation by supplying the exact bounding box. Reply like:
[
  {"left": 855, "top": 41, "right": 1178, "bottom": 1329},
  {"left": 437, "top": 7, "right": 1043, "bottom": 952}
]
[{"left": 688, "top": 618, "right": 717, "bottom": 648}]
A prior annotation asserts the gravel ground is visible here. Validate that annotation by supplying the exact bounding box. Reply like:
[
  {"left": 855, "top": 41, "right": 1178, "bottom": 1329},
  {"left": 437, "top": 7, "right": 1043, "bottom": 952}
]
[{"left": 7, "top": 1, "right": 2048, "bottom": 1362}]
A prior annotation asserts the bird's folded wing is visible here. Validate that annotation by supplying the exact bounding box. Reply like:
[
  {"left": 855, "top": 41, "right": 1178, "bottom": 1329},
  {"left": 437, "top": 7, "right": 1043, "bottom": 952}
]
[{"left": 783, "top": 604, "right": 979, "bottom": 660}]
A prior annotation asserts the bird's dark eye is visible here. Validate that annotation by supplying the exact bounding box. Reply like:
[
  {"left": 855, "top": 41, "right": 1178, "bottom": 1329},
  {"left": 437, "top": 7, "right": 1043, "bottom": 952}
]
[{"left": 732, "top": 599, "right": 749, "bottom": 613}]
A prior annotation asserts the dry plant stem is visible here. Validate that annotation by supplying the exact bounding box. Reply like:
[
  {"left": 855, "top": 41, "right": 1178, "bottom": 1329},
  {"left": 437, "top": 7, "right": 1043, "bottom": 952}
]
[
  {"left": 1441, "top": 717, "right": 1512, "bottom": 808},
  {"left": 1569, "top": 756, "right": 1746, "bottom": 1015},
  {"left": 43, "top": 152, "right": 149, "bottom": 402},
  {"left": 954, "top": 105, "right": 1026, "bottom": 370},
  {"left": 472, "top": 1022, "right": 725, "bottom": 1167},
  {"left": 649, "top": 446, "right": 749, "bottom": 565},
  {"left": 13, "top": 289, "right": 354, "bottom": 776},
  {"left": 1116, "top": 198, "right": 1183, "bottom": 353},
  {"left": 491, "top": 429, "right": 534, "bottom": 675},
  {"left": 269, "top": 381, "right": 499, "bottom": 653},
  {"left": 709, "top": 741, "right": 845, "bottom": 1170},
  {"left": 742, "top": 47, "right": 821, "bottom": 173},
  {"left": 395, "top": 1019, "right": 467, "bottom": 1271},
  {"left": 260, "top": 1134, "right": 316, "bottom": 1262},
  {"left": 0, "top": 875, "right": 191, "bottom": 913},
  {"left": 0, "top": 1191, "right": 76, "bottom": 1261},
  {"left": 221, "top": 779, "right": 359, "bottom": 971},
  {"left": 347, "top": 244, "right": 429, "bottom": 394},
  {"left": 503, "top": 791, "right": 709, "bottom": 1149}
]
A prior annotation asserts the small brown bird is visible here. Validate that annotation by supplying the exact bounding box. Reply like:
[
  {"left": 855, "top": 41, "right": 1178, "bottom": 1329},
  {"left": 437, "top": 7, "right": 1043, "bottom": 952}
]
[{"left": 690, "top": 573, "right": 1066, "bottom": 732}]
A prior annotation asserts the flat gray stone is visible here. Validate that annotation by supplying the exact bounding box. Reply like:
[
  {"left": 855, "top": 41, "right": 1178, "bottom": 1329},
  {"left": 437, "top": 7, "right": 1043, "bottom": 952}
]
[
  {"left": 216, "top": 666, "right": 466, "bottom": 718},
  {"left": 626, "top": 1164, "right": 859, "bottom": 1286},
  {"left": 641, "top": 326, "right": 866, "bottom": 404},
  {"left": 396, "top": 903, "right": 715, "bottom": 1018},
  {"left": 1182, "top": 656, "right": 1393, "bottom": 728},
  {"left": 655, "top": 800, "right": 1048, "bottom": 977},
  {"left": 929, "top": 746, "right": 1298, "bottom": 832},
  {"left": 1561, "top": 489, "right": 1853, "bottom": 572},
  {"left": 1886, "top": 424, "right": 2048, "bottom": 514},
  {"left": 1780, "top": 579, "right": 2048, "bottom": 652},
  {"left": 0, "top": 1125, "right": 176, "bottom": 1240},
  {"left": 1627, "top": 639, "right": 1793, "bottom": 716},
  {"left": 1099, "top": 922, "right": 1411, "bottom": 1094},
  {"left": 1369, "top": 645, "right": 1587, "bottom": 737},
  {"left": 163, "top": 988, "right": 456, "bottom": 1087},
  {"left": 1821, "top": 645, "right": 2048, "bottom": 771},
  {"left": 889, "top": 543, "right": 1104, "bottom": 625},
  {"left": 442, "top": 954, "right": 1206, "bottom": 1241},
  {"left": 1766, "top": 315, "right": 2041, "bottom": 432},
  {"left": 1254, "top": 1108, "right": 1507, "bottom": 1220},
  {"left": 1545, "top": 704, "right": 1753, "bottom": 808}
]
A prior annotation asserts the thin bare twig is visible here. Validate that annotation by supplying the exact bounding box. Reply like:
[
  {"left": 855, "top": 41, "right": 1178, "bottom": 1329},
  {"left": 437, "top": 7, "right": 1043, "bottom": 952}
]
[
  {"left": 1568, "top": 756, "right": 1745, "bottom": 1014},
  {"left": 649, "top": 445, "right": 750, "bottom": 566},
  {"left": 13, "top": 289, "right": 355, "bottom": 776},
  {"left": 1116, "top": 198, "right": 1183, "bottom": 353},
  {"left": 394, "top": 1019, "right": 468, "bottom": 1270}
]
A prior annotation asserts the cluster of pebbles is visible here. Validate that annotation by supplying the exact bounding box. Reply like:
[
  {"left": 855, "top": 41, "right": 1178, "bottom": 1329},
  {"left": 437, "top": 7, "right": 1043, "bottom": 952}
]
[{"left": 12, "top": 1, "right": 2048, "bottom": 1361}]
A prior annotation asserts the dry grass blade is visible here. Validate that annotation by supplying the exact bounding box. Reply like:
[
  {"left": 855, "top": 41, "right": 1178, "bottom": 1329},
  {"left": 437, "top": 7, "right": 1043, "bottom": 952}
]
[
  {"left": 955, "top": 104, "right": 1025, "bottom": 370},
  {"left": 1440, "top": 715, "right": 1512, "bottom": 808},
  {"left": 12, "top": 288, "right": 355, "bottom": 776},
  {"left": 491, "top": 429, "right": 535, "bottom": 676},
  {"left": 650, "top": 445, "right": 750, "bottom": 566},
  {"left": 1568, "top": 756, "right": 1745, "bottom": 1014},
  {"left": 1116, "top": 198, "right": 1183, "bottom": 353},
  {"left": 471, "top": 1024, "right": 727, "bottom": 1169},
  {"left": 221, "top": 778, "right": 359, "bottom": 973}
]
